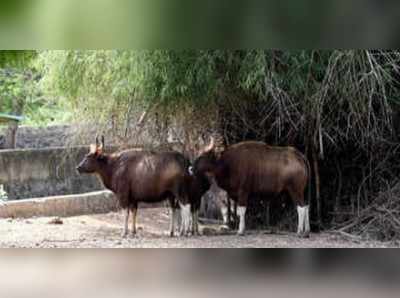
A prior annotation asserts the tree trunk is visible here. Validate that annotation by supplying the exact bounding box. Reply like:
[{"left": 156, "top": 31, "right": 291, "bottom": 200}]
[{"left": 312, "top": 147, "right": 322, "bottom": 229}]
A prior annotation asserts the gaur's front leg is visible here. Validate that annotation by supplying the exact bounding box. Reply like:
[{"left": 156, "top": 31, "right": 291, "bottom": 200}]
[
  {"left": 131, "top": 203, "right": 138, "bottom": 237},
  {"left": 122, "top": 208, "right": 130, "bottom": 238},
  {"left": 169, "top": 198, "right": 179, "bottom": 237},
  {"left": 179, "top": 202, "right": 191, "bottom": 237}
]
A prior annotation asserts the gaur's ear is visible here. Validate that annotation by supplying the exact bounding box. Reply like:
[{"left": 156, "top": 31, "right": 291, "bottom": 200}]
[{"left": 96, "top": 145, "right": 103, "bottom": 155}]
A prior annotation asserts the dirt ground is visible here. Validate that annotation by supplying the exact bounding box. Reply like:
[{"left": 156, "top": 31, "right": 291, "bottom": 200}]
[{"left": 0, "top": 208, "right": 396, "bottom": 248}]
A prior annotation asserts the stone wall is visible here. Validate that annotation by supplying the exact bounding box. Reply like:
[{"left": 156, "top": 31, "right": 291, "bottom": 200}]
[
  {"left": 0, "top": 191, "right": 118, "bottom": 219},
  {"left": 0, "top": 146, "right": 104, "bottom": 200}
]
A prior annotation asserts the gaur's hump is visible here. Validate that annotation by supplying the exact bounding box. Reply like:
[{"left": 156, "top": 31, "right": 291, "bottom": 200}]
[
  {"left": 229, "top": 141, "right": 297, "bottom": 152},
  {"left": 229, "top": 141, "right": 271, "bottom": 150},
  {"left": 158, "top": 151, "right": 190, "bottom": 166},
  {"left": 111, "top": 148, "right": 153, "bottom": 160}
]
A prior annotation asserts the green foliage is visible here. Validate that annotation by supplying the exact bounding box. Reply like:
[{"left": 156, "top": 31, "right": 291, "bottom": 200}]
[
  {"left": 0, "top": 68, "right": 32, "bottom": 114},
  {"left": 39, "top": 50, "right": 219, "bottom": 105},
  {"left": 22, "top": 98, "right": 73, "bottom": 126},
  {"left": 0, "top": 50, "right": 37, "bottom": 68},
  {"left": 0, "top": 51, "right": 70, "bottom": 126},
  {"left": 0, "top": 50, "right": 39, "bottom": 123},
  {"left": 37, "top": 50, "right": 400, "bottom": 152}
]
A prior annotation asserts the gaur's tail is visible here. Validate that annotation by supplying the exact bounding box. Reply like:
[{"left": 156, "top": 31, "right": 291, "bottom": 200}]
[
  {"left": 297, "top": 151, "right": 312, "bottom": 206},
  {"left": 305, "top": 156, "right": 312, "bottom": 206}
]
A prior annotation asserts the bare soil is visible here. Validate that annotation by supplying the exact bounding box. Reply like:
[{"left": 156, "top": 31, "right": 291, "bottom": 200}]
[{"left": 0, "top": 208, "right": 396, "bottom": 248}]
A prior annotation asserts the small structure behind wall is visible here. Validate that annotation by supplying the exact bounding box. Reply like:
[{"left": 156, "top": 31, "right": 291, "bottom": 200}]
[{"left": 0, "top": 113, "right": 24, "bottom": 149}]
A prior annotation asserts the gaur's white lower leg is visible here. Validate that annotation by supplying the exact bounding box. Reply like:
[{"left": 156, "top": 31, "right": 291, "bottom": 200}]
[
  {"left": 179, "top": 203, "right": 191, "bottom": 236},
  {"left": 237, "top": 206, "right": 247, "bottom": 236},
  {"left": 122, "top": 209, "right": 130, "bottom": 238},
  {"left": 297, "top": 206, "right": 304, "bottom": 235},
  {"left": 221, "top": 206, "right": 229, "bottom": 226},
  {"left": 131, "top": 207, "right": 137, "bottom": 236},
  {"left": 297, "top": 206, "right": 308, "bottom": 236}
]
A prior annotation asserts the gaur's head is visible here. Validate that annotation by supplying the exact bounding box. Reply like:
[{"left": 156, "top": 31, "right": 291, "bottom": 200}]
[
  {"left": 193, "top": 137, "right": 217, "bottom": 178},
  {"left": 76, "top": 136, "right": 107, "bottom": 174}
]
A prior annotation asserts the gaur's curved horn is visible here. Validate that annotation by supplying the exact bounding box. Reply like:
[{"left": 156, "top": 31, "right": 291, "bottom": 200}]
[
  {"left": 95, "top": 135, "right": 100, "bottom": 147},
  {"left": 201, "top": 136, "right": 215, "bottom": 155}
]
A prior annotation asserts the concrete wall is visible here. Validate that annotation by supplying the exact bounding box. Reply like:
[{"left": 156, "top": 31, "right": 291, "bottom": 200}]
[
  {"left": 0, "top": 146, "right": 104, "bottom": 200},
  {"left": 0, "top": 191, "right": 118, "bottom": 219}
]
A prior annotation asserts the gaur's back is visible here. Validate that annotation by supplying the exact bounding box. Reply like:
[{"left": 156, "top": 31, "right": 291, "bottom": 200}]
[
  {"left": 111, "top": 150, "right": 188, "bottom": 202},
  {"left": 218, "top": 141, "right": 307, "bottom": 195}
]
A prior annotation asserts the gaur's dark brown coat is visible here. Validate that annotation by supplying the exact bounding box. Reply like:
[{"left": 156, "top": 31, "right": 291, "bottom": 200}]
[
  {"left": 77, "top": 141, "right": 190, "bottom": 237},
  {"left": 96, "top": 150, "right": 188, "bottom": 208},
  {"left": 194, "top": 141, "right": 311, "bottom": 236}
]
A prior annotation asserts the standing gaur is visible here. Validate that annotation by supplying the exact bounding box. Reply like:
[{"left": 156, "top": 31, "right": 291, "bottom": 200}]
[
  {"left": 76, "top": 136, "right": 192, "bottom": 237},
  {"left": 193, "top": 138, "right": 311, "bottom": 237}
]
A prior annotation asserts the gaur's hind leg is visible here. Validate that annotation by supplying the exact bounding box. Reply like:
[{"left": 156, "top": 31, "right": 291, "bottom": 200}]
[
  {"left": 122, "top": 208, "right": 130, "bottom": 238},
  {"left": 131, "top": 202, "right": 138, "bottom": 237},
  {"left": 237, "top": 205, "right": 247, "bottom": 236},
  {"left": 236, "top": 193, "right": 248, "bottom": 236},
  {"left": 288, "top": 188, "right": 310, "bottom": 238},
  {"left": 191, "top": 208, "right": 200, "bottom": 236}
]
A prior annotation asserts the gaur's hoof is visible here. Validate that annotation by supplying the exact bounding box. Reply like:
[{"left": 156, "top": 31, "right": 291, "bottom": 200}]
[
  {"left": 130, "top": 233, "right": 137, "bottom": 238},
  {"left": 297, "top": 232, "right": 310, "bottom": 239},
  {"left": 237, "top": 232, "right": 245, "bottom": 237},
  {"left": 121, "top": 233, "right": 128, "bottom": 239},
  {"left": 179, "top": 232, "right": 189, "bottom": 237}
]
